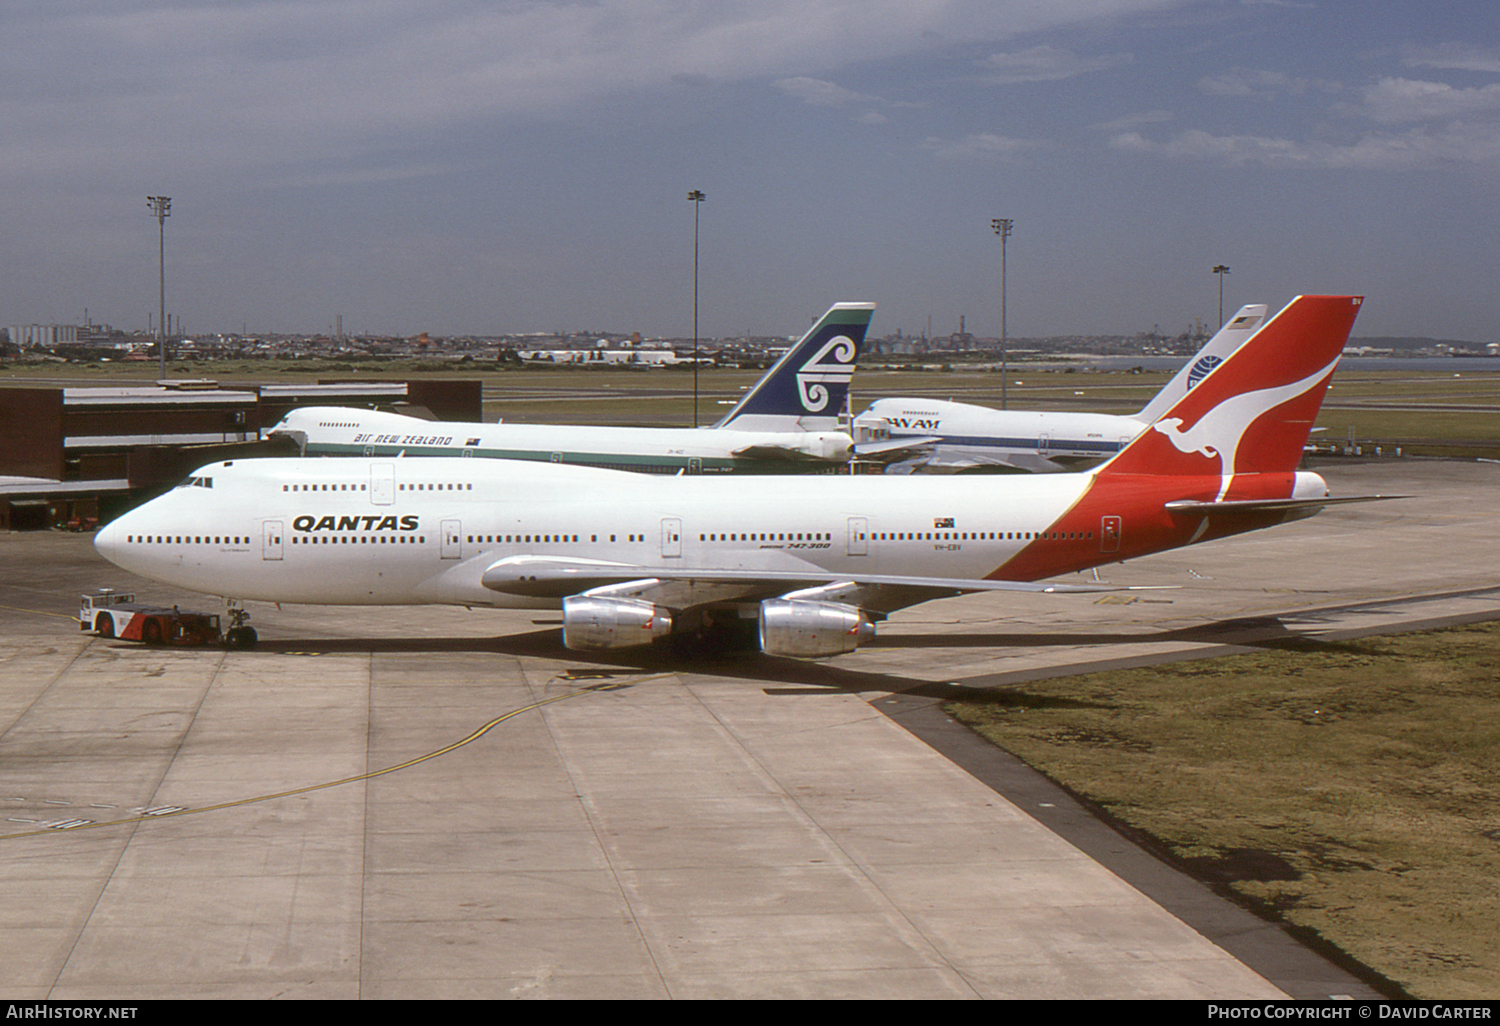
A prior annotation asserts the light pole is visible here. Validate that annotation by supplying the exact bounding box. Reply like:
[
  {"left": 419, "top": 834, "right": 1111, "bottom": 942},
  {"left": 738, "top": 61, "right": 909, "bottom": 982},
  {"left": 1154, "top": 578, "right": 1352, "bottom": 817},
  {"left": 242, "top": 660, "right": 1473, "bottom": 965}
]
[
  {"left": 1213, "top": 264, "right": 1230, "bottom": 327},
  {"left": 147, "top": 196, "right": 171, "bottom": 380},
  {"left": 688, "top": 190, "right": 705, "bottom": 427},
  {"left": 991, "top": 218, "right": 1013, "bottom": 409}
]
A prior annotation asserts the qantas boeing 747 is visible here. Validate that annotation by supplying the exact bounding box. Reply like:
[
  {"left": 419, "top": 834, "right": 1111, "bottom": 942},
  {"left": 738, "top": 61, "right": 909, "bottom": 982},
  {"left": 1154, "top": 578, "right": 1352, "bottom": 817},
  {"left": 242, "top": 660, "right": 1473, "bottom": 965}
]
[{"left": 94, "top": 296, "right": 1381, "bottom": 659}]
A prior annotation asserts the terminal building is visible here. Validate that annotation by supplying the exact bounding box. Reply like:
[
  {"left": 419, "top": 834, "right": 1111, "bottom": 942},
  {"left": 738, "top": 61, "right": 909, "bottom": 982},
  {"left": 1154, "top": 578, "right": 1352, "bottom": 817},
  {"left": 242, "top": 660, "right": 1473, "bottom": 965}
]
[{"left": 0, "top": 379, "right": 479, "bottom": 530}]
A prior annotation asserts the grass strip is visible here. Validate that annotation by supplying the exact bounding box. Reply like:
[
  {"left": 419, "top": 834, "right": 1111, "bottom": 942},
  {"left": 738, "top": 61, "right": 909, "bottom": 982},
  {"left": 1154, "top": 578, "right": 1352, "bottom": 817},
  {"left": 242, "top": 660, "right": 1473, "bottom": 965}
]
[{"left": 945, "top": 622, "right": 1500, "bottom": 999}]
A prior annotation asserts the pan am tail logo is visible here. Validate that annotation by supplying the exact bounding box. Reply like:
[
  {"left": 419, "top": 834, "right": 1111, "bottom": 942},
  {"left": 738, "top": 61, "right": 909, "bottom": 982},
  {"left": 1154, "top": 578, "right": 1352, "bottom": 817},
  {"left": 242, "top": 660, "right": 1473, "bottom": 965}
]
[
  {"left": 796, "top": 333, "right": 857, "bottom": 413},
  {"left": 1187, "top": 354, "right": 1222, "bottom": 390}
]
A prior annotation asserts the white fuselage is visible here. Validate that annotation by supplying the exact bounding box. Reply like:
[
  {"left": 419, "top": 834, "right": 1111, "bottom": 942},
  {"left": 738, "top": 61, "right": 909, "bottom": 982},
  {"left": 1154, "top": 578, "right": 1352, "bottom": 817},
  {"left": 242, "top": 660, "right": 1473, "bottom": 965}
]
[
  {"left": 95, "top": 456, "right": 1112, "bottom": 609},
  {"left": 857, "top": 398, "right": 1147, "bottom": 466},
  {"left": 270, "top": 408, "right": 852, "bottom": 473}
]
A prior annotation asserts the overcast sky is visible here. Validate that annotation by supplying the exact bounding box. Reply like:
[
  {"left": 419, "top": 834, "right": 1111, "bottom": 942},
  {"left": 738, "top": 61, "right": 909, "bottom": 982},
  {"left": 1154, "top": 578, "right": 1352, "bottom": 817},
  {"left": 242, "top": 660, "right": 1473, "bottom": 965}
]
[{"left": 4, "top": 1, "right": 1497, "bottom": 341}]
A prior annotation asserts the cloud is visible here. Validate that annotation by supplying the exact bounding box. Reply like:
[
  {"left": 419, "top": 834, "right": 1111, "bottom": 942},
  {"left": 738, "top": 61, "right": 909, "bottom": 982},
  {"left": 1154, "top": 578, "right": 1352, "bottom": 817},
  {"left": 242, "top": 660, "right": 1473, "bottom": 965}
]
[
  {"left": 0, "top": 0, "right": 1187, "bottom": 186},
  {"left": 1110, "top": 122, "right": 1500, "bottom": 170},
  {"left": 1091, "top": 109, "right": 1174, "bottom": 132},
  {"left": 772, "top": 75, "right": 898, "bottom": 127},
  {"left": 978, "top": 46, "right": 1131, "bottom": 85},
  {"left": 773, "top": 77, "right": 874, "bottom": 107},
  {"left": 1197, "top": 69, "right": 1341, "bottom": 99},
  {"left": 1356, "top": 76, "right": 1500, "bottom": 125},
  {"left": 1128, "top": 63, "right": 1500, "bottom": 171},
  {"left": 1403, "top": 43, "right": 1500, "bottom": 76},
  {"left": 922, "top": 132, "right": 1049, "bottom": 161}
]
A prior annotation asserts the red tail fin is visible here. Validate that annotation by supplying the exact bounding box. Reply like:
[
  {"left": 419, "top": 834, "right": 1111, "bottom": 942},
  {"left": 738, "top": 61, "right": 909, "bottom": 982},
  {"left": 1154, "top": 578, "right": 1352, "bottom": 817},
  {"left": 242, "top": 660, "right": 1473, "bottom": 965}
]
[{"left": 1101, "top": 295, "right": 1362, "bottom": 479}]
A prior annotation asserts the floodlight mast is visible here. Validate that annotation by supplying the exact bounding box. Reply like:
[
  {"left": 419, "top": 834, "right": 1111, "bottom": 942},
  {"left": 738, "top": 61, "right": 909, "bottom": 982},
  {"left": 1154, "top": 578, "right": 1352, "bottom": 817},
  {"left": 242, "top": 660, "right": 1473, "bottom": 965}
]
[
  {"left": 991, "top": 218, "right": 1013, "bottom": 409},
  {"left": 688, "top": 189, "right": 706, "bottom": 427},
  {"left": 1213, "top": 264, "right": 1231, "bottom": 327},
  {"left": 147, "top": 196, "right": 171, "bottom": 380}
]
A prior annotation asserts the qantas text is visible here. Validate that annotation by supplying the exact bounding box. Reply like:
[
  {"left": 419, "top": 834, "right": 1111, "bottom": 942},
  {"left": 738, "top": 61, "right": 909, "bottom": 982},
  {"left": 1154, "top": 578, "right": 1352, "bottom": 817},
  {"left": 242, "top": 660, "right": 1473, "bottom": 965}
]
[{"left": 293, "top": 515, "right": 420, "bottom": 532}]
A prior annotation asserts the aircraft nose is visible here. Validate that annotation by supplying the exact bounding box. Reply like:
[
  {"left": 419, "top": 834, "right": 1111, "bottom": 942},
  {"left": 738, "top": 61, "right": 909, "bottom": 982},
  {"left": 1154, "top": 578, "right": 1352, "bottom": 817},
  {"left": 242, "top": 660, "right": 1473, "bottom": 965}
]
[
  {"left": 94, "top": 507, "right": 147, "bottom": 570},
  {"left": 94, "top": 517, "right": 124, "bottom": 565}
]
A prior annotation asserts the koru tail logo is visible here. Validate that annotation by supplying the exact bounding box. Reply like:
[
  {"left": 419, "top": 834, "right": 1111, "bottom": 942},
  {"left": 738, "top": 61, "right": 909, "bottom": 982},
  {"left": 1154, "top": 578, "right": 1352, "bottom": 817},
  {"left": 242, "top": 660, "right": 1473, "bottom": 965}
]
[{"left": 796, "top": 333, "right": 857, "bottom": 412}]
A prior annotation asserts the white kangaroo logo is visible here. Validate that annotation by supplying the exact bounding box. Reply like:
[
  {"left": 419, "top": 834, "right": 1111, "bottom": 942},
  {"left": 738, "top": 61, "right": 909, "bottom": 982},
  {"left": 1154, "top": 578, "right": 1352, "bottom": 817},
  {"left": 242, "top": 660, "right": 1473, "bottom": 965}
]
[{"left": 1152, "top": 355, "right": 1340, "bottom": 475}]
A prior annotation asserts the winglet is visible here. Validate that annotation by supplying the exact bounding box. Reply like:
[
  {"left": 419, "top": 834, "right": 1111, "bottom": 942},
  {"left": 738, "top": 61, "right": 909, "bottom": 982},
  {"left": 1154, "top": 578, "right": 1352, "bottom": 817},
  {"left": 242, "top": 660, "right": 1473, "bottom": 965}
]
[
  {"left": 1099, "top": 295, "right": 1363, "bottom": 479},
  {"left": 713, "top": 302, "right": 874, "bottom": 432}
]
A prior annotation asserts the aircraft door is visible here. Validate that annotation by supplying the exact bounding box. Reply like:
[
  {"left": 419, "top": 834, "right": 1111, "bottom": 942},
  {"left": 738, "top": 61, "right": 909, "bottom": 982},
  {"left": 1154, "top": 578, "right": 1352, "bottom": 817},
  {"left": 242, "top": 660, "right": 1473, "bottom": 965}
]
[
  {"left": 1037, "top": 433, "right": 1051, "bottom": 454},
  {"left": 688, "top": 457, "right": 702, "bottom": 475},
  {"left": 263, "top": 521, "right": 283, "bottom": 561},
  {"left": 1100, "top": 516, "right": 1121, "bottom": 554},
  {"left": 661, "top": 518, "right": 682, "bottom": 558},
  {"left": 441, "top": 520, "right": 462, "bottom": 560},
  {"left": 846, "top": 517, "right": 868, "bottom": 557},
  {"left": 371, "top": 464, "right": 394, "bottom": 505}
]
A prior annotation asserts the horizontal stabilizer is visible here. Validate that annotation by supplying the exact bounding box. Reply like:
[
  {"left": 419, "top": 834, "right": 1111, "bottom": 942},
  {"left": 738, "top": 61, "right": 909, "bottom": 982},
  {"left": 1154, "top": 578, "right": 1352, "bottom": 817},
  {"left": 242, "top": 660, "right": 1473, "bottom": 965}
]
[{"left": 1164, "top": 494, "right": 1404, "bottom": 516}]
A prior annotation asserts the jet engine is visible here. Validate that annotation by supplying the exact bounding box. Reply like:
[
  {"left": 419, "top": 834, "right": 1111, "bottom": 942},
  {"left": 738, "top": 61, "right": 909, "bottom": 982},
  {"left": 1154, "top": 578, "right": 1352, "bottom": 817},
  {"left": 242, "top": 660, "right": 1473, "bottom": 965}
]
[
  {"left": 795, "top": 431, "right": 856, "bottom": 462},
  {"left": 758, "top": 599, "right": 876, "bottom": 658},
  {"left": 562, "top": 595, "right": 673, "bottom": 651}
]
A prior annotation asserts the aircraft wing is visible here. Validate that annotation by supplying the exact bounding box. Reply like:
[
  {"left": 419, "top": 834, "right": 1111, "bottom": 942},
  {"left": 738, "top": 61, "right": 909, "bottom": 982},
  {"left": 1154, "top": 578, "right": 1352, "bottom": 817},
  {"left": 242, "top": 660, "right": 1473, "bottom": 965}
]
[
  {"left": 728, "top": 443, "right": 842, "bottom": 462},
  {"left": 478, "top": 555, "right": 1140, "bottom": 615},
  {"left": 888, "top": 451, "right": 1067, "bottom": 475},
  {"left": 850, "top": 436, "right": 942, "bottom": 459}
]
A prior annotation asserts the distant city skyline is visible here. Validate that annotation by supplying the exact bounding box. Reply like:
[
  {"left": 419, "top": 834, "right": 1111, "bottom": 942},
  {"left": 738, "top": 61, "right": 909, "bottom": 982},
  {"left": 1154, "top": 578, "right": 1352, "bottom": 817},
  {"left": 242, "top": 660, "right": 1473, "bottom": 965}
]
[{"left": 3, "top": 2, "right": 1498, "bottom": 342}]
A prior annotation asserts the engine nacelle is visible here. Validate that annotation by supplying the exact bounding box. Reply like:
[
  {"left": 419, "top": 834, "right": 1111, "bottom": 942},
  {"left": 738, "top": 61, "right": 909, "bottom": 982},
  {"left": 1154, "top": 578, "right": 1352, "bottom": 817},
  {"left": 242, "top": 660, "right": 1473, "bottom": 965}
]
[
  {"left": 562, "top": 595, "right": 673, "bottom": 651},
  {"left": 796, "top": 431, "right": 855, "bottom": 462},
  {"left": 758, "top": 599, "right": 875, "bottom": 659}
]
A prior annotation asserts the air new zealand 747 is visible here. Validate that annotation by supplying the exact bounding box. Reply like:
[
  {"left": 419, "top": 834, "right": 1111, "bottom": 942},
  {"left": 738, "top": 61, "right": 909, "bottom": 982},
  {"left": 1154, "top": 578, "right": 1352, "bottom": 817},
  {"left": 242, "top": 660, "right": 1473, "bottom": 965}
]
[
  {"left": 95, "top": 296, "right": 1383, "bottom": 659},
  {"left": 269, "top": 302, "right": 878, "bottom": 475}
]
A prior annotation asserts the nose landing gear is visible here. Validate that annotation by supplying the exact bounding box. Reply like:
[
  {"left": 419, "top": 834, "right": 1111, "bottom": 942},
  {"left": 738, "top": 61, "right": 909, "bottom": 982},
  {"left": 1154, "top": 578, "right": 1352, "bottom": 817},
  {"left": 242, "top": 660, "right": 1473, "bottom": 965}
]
[{"left": 224, "top": 600, "right": 258, "bottom": 649}]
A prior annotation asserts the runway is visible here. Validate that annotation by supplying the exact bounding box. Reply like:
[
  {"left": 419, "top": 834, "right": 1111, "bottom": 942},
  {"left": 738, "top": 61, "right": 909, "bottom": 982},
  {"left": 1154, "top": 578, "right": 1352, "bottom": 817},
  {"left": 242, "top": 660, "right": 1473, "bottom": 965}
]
[{"left": 0, "top": 457, "right": 1493, "bottom": 999}]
